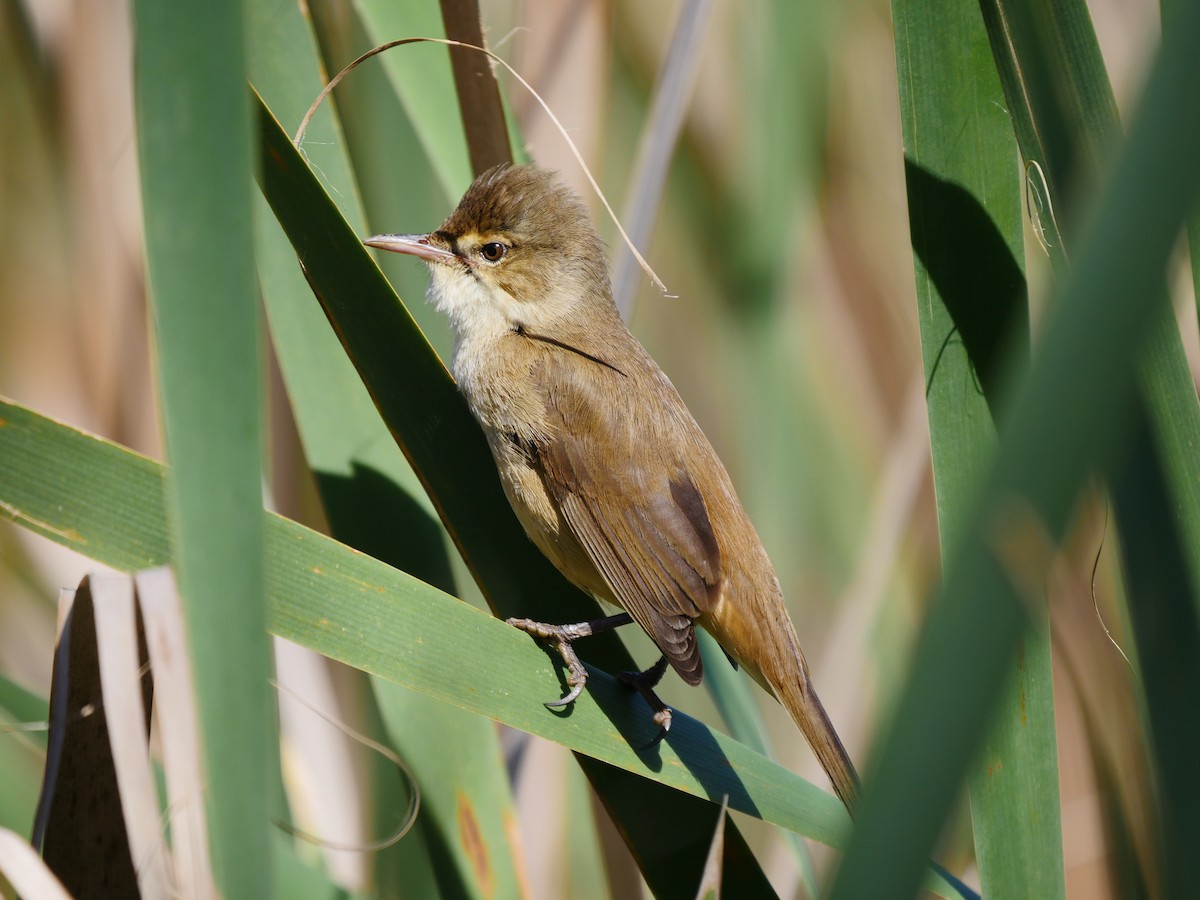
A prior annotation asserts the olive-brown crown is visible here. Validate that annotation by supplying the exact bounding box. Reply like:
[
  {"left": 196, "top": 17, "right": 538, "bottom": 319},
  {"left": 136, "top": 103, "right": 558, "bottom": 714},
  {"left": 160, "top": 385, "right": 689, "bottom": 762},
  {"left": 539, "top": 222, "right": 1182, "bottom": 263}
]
[{"left": 434, "top": 164, "right": 613, "bottom": 314}]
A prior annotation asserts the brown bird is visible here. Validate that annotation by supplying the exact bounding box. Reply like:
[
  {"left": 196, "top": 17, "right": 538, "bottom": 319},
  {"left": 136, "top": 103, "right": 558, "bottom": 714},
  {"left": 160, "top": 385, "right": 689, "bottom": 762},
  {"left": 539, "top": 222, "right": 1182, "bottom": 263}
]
[{"left": 365, "top": 164, "right": 858, "bottom": 811}]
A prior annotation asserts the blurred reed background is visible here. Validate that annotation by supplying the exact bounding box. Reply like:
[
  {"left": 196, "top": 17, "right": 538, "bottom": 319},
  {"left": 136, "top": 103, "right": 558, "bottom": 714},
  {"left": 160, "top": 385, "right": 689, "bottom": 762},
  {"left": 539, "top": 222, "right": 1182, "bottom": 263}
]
[{"left": 0, "top": 0, "right": 1188, "bottom": 897}]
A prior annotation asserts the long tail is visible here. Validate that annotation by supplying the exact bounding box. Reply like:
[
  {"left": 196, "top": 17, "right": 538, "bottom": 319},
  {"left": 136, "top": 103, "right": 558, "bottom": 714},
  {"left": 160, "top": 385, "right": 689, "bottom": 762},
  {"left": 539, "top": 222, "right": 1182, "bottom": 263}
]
[{"left": 776, "top": 674, "right": 859, "bottom": 813}]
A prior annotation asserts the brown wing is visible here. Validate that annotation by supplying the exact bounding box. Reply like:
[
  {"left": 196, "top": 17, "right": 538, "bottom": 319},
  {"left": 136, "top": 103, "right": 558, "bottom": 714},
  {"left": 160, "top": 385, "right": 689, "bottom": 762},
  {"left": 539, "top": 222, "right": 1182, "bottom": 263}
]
[{"left": 531, "top": 353, "right": 724, "bottom": 685}]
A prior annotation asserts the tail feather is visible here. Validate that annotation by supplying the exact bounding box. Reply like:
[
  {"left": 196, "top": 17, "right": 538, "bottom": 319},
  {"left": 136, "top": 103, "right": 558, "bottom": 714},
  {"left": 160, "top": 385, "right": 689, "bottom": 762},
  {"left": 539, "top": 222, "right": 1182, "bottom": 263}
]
[{"left": 778, "top": 676, "right": 859, "bottom": 813}]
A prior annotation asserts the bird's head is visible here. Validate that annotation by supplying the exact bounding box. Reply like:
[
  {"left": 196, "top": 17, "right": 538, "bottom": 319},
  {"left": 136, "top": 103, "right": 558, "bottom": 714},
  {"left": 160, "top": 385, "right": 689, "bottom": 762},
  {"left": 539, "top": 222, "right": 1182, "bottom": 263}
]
[{"left": 365, "top": 164, "right": 613, "bottom": 341}]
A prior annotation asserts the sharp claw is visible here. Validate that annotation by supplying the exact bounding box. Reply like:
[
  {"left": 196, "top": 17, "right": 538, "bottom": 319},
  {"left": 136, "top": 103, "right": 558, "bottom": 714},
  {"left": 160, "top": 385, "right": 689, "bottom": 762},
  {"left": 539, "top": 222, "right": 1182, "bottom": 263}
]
[
  {"left": 643, "top": 727, "right": 668, "bottom": 751},
  {"left": 618, "top": 657, "right": 674, "bottom": 748},
  {"left": 507, "top": 619, "right": 592, "bottom": 709},
  {"left": 634, "top": 706, "right": 670, "bottom": 750},
  {"left": 544, "top": 681, "right": 585, "bottom": 708},
  {"left": 507, "top": 614, "right": 639, "bottom": 714}
]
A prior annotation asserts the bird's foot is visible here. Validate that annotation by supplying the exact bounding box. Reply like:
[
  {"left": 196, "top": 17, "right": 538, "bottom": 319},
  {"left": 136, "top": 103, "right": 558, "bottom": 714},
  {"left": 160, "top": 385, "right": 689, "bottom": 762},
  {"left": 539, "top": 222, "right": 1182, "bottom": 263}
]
[
  {"left": 506, "top": 613, "right": 633, "bottom": 708},
  {"left": 618, "top": 655, "right": 672, "bottom": 749}
]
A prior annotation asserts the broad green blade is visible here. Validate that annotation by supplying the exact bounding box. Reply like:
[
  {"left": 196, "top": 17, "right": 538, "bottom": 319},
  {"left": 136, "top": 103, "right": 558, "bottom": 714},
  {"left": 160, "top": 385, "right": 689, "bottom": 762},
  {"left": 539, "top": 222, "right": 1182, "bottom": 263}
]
[
  {"left": 891, "top": 1, "right": 1062, "bottom": 896},
  {"left": 0, "top": 398, "right": 850, "bottom": 849},
  {"left": 979, "top": 0, "right": 1200, "bottom": 889},
  {"left": 353, "top": 0, "right": 472, "bottom": 197},
  {"left": 131, "top": 2, "right": 270, "bottom": 896},
  {"left": 979, "top": 0, "right": 1200, "bottom": 609},
  {"left": 976, "top": 0, "right": 1118, "bottom": 219},
  {"left": 245, "top": 0, "right": 443, "bottom": 541},
  {"left": 832, "top": 4, "right": 1200, "bottom": 896},
  {"left": 371, "top": 685, "right": 526, "bottom": 898}
]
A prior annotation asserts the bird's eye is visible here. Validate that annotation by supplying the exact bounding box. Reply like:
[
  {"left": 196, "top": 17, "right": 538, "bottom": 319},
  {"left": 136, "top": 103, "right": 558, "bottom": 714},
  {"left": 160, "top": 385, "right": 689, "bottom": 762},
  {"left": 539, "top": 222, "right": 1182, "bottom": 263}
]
[{"left": 479, "top": 242, "right": 508, "bottom": 262}]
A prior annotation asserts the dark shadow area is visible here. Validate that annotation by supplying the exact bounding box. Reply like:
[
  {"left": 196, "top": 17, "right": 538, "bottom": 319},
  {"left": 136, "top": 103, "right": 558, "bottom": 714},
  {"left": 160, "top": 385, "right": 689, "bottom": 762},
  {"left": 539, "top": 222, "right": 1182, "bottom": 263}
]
[
  {"left": 904, "top": 158, "right": 1029, "bottom": 419},
  {"left": 34, "top": 578, "right": 151, "bottom": 897},
  {"left": 583, "top": 666, "right": 758, "bottom": 810},
  {"left": 581, "top": 668, "right": 775, "bottom": 898}
]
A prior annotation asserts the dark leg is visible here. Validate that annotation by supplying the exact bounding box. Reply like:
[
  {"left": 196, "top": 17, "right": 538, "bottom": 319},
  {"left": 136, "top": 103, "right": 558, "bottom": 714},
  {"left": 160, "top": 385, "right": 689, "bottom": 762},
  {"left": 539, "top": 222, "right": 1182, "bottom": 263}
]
[
  {"left": 618, "top": 655, "right": 673, "bottom": 748},
  {"left": 506, "top": 613, "right": 634, "bottom": 707}
]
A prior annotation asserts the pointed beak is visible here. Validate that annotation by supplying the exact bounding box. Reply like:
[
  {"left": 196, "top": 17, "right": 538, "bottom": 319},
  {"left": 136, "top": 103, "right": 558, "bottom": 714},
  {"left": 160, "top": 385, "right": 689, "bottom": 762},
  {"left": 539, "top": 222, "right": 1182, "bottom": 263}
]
[{"left": 363, "top": 233, "right": 458, "bottom": 264}]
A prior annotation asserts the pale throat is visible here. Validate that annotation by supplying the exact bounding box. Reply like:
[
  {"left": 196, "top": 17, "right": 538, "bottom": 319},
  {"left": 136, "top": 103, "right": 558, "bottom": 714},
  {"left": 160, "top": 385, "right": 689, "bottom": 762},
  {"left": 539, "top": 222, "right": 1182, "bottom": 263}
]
[
  {"left": 428, "top": 264, "right": 512, "bottom": 335},
  {"left": 427, "top": 265, "right": 522, "bottom": 387}
]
